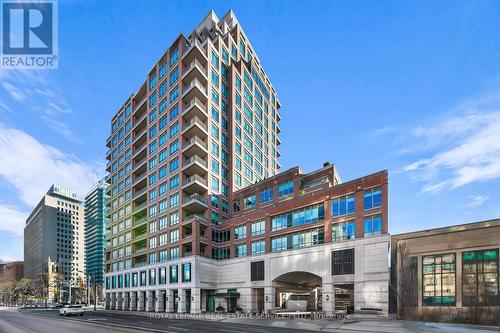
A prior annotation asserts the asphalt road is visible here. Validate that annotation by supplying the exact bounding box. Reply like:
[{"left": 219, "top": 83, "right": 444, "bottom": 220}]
[{"left": 0, "top": 308, "right": 320, "bottom": 333}]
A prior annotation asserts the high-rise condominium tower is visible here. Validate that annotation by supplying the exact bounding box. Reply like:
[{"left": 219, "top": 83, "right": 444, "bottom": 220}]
[
  {"left": 105, "top": 10, "right": 280, "bottom": 274},
  {"left": 104, "top": 10, "right": 389, "bottom": 315},
  {"left": 84, "top": 179, "right": 109, "bottom": 286}
]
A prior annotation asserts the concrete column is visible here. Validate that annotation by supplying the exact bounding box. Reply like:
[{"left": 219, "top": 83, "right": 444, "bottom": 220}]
[
  {"left": 264, "top": 287, "right": 275, "bottom": 313},
  {"left": 138, "top": 291, "right": 145, "bottom": 311},
  {"left": 322, "top": 283, "right": 334, "bottom": 315},
  {"left": 105, "top": 293, "right": 110, "bottom": 309},
  {"left": 155, "top": 290, "right": 164, "bottom": 312},
  {"left": 130, "top": 291, "right": 137, "bottom": 311},
  {"left": 456, "top": 251, "right": 463, "bottom": 308},
  {"left": 146, "top": 290, "right": 155, "bottom": 312},
  {"left": 191, "top": 288, "right": 201, "bottom": 314},
  {"left": 116, "top": 292, "right": 123, "bottom": 310},
  {"left": 178, "top": 289, "right": 186, "bottom": 313},
  {"left": 110, "top": 292, "right": 116, "bottom": 310},
  {"left": 165, "top": 289, "right": 174, "bottom": 313},
  {"left": 123, "top": 292, "right": 130, "bottom": 311}
]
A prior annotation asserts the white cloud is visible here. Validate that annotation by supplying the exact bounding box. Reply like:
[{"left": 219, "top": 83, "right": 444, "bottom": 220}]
[
  {"left": 2, "top": 82, "right": 25, "bottom": 101},
  {"left": 396, "top": 89, "right": 500, "bottom": 193},
  {"left": 460, "top": 195, "right": 489, "bottom": 208},
  {"left": 0, "top": 204, "right": 28, "bottom": 235},
  {"left": 0, "top": 70, "right": 79, "bottom": 142},
  {"left": 0, "top": 123, "right": 103, "bottom": 206}
]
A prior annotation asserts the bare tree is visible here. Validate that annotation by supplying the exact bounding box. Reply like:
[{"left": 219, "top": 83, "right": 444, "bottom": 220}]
[{"left": 394, "top": 242, "right": 418, "bottom": 319}]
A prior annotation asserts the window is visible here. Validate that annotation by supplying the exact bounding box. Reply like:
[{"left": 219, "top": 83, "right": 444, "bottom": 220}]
[
  {"left": 364, "top": 187, "right": 382, "bottom": 210},
  {"left": 170, "top": 247, "right": 179, "bottom": 260},
  {"left": 423, "top": 254, "right": 456, "bottom": 306},
  {"left": 234, "top": 225, "right": 247, "bottom": 240},
  {"left": 235, "top": 243, "right": 247, "bottom": 257},
  {"left": 278, "top": 180, "right": 294, "bottom": 197},
  {"left": 170, "top": 229, "right": 179, "bottom": 242},
  {"left": 332, "top": 221, "right": 356, "bottom": 242},
  {"left": 462, "top": 249, "right": 498, "bottom": 306},
  {"left": 332, "top": 194, "right": 355, "bottom": 216},
  {"left": 149, "top": 269, "right": 156, "bottom": 285},
  {"left": 251, "top": 220, "right": 265, "bottom": 236},
  {"left": 182, "top": 263, "right": 191, "bottom": 282},
  {"left": 364, "top": 215, "right": 382, "bottom": 237},
  {"left": 271, "top": 204, "right": 324, "bottom": 231},
  {"left": 169, "top": 48, "right": 178, "bottom": 65},
  {"left": 159, "top": 267, "right": 167, "bottom": 284},
  {"left": 251, "top": 240, "right": 265, "bottom": 255},
  {"left": 131, "top": 273, "right": 138, "bottom": 287},
  {"left": 332, "top": 249, "right": 354, "bottom": 275},
  {"left": 140, "top": 271, "right": 147, "bottom": 286},
  {"left": 251, "top": 261, "right": 264, "bottom": 281},
  {"left": 169, "top": 265, "right": 178, "bottom": 283},
  {"left": 259, "top": 187, "right": 274, "bottom": 204},
  {"left": 244, "top": 195, "right": 256, "bottom": 209}
]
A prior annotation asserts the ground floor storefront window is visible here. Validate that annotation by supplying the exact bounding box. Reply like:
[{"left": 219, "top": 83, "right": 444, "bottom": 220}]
[
  {"left": 423, "top": 253, "right": 456, "bottom": 306},
  {"left": 462, "top": 249, "right": 499, "bottom": 306}
]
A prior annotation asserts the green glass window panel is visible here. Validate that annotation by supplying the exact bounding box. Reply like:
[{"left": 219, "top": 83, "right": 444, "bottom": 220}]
[
  {"left": 463, "top": 251, "right": 476, "bottom": 261},
  {"left": 483, "top": 250, "right": 498, "bottom": 261}
]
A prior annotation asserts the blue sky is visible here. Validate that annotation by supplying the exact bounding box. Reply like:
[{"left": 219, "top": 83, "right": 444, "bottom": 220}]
[{"left": 1, "top": 0, "right": 499, "bottom": 261}]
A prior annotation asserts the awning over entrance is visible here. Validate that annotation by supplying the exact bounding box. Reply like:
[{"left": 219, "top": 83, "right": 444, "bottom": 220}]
[{"left": 214, "top": 292, "right": 240, "bottom": 298}]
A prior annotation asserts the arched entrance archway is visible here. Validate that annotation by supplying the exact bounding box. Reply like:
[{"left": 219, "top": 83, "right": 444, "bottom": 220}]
[{"left": 272, "top": 271, "right": 322, "bottom": 312}]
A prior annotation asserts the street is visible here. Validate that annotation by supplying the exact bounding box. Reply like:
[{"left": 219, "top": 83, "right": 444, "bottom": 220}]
[
  {"left": 0, "top": 307, "right": 320, "bottom": 333},
  {"left": 0, "top": 307, "right": 498, "bottom": 333}
]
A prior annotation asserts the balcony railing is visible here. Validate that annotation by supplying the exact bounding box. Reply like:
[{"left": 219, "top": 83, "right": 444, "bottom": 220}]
[
  {"left": 183, "top": 155, "right": 207, "bottom": 168},
  {"left": 133, "top": 202, "right": 147, "bottom": 214},
  {"left": 183, "top": 59, "right": 207, "bottom": 76},
  {"left": 183, "top": 136, "right": 207, "bottom": 149},
  {"left": 183, "top": 193, "right": 207, "bottom": 205},
  {"left": 182, "top": 97, "right": 207, "bottom": 114},
  {"left": 183, "top": 174, "right": 207, "bottom": 186},
  {"left": 184, "top": 214, "right": 208, "bottom": 225},
  {"left": 182, "top": 79, "right": 207, "bottom": 95},
  {"left": 183, "top": 116, "right": 207, "bottom": 131},
  {"left": 133, "top": 216, "right": 146, "bottom": 227}
]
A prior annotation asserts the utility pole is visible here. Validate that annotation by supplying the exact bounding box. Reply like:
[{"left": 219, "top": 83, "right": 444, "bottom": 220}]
[
  {"left": 68, "top": 279, "right": 72, "bottom": 304},
  {"left": 93, "top": 275, "right": 97, "bottom": 311}
]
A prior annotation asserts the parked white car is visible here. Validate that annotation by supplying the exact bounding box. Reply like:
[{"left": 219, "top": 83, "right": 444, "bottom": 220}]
[{"left": 59, "top": 305, "right": 84, "bottom": 317}]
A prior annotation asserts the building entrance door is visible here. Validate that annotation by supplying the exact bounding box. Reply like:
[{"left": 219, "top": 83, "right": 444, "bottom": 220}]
[
  {"left": 334, "top": 284, "right": 354, "bottom": 314},
  {"left": 185, "top": 289, "right": 191, "bottom": 313},
  {"left": 173, "top": 290, "right": 178, "bottom": 313},
  {"left": 206, "top": 290, "right": 215, "bottom": 312}
]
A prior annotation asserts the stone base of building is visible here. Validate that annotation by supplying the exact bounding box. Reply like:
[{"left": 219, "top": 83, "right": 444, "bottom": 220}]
[{"left": 105, "top": 235, "right": 390, "bottom": 314}]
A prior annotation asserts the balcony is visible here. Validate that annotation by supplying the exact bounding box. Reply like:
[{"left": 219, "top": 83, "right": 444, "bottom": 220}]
[
  {"left": 133, "top": 201, "right": 147, "bottom": 214},
  {"left": 182, "top": 174, "right": 208, "bottom": 194},
  {"left": 182, "top": 116, "right": 207, "bottom": 140},
  {"left": 182, "top": 193, "right": 207, "bottom": 213},
  {"left": 133, "top": 216, "right": 147, "bottom": 228},
  {"left": 134, "top": 246, "right": 147, "bottom": 255},
  {"left": 182, "top": 79, "right": 207, "bottom": 104},
  {"left": 183, "top": 155, "right": 207, "bottom": 176},
  {"left": 132, "top": 186, "right": 147, "bottom": 201},
  {"left": 182, "top": 38, "right": 207, "bottom": 64},
  {"left": 134, "top": 155, "right": 147, "bottom": 169},
  {"left": 182, "top": 97, "right": 207, "bottom": 121},
  {"left": 183, "top": 213, "right": 209, "bottom": 227},
  {"left": 182, "top": 59, "right": 207, "bottom": 85},
  {"left": 132, "top": 141, "right": 147, "bottom": 159},
  {"left": 133, "top": 170, "right": 148, "bottom": 187},
  {"left": 182, "top": 136, "right": 207, "bottom": 157}
]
